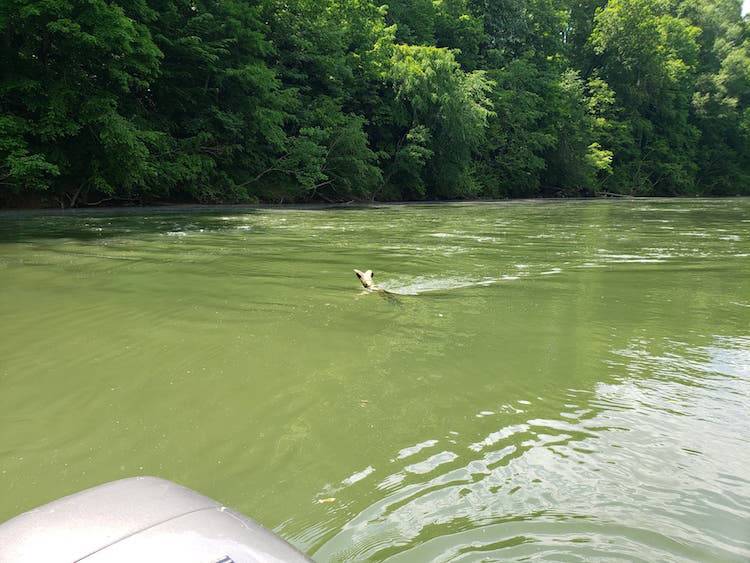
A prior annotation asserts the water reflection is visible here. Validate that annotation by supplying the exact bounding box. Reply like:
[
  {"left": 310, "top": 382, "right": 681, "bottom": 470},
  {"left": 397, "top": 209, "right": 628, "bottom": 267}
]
[
  {"left": 306, "top": 337, "right": 750, "bottom": 561},
  {"left": 1, "top": 200, "right": 748, "bottom": 562}
]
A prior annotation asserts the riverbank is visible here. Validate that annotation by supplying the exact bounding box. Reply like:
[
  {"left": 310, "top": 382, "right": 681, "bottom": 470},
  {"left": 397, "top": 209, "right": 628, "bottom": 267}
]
[{"left": 4, "top": 194, "right": 742, "bottom": 217}]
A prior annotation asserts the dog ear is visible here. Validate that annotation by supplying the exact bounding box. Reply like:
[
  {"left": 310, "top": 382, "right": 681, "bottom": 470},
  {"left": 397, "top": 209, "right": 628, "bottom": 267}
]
[{"left": 366, "top": 270, "right": 373, "bottom": 278}]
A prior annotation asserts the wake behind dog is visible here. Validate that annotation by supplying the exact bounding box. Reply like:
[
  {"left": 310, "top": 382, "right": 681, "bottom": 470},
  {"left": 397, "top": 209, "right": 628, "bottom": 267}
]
[{"left": 354, "top": 269, "right": 519, "bottom": 296}]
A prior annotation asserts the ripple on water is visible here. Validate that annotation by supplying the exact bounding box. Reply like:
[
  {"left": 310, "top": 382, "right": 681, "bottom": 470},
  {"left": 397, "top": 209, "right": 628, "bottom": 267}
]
[
  {"left": 308, "top": 336, "right": 750, "bottom": 562},
  {"left": 2, "top": 200, "right": 749, "bottom": 562}
]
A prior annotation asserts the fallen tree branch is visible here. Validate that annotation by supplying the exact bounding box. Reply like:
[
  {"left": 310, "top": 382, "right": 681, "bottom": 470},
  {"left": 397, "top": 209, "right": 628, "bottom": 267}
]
[{"left": 84, "top": 196, "right": 137, "bottom": 206}]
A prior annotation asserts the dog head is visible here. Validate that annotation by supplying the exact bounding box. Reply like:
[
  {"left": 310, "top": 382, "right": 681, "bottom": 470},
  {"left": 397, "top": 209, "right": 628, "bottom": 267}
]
[{"left": 354, "top": 269, "right": 375, "bottom": 289}]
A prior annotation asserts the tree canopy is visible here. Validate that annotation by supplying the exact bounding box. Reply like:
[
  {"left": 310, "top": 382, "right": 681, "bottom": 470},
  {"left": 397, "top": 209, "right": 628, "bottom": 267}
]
[{"left": 1, "top": 0, "right": 748, "bottom": 206}]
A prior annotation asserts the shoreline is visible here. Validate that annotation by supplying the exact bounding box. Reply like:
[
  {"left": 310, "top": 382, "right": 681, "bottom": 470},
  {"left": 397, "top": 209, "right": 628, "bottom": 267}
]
[{"left": 2, "top": 195, "right": 745, "bottom": 217}]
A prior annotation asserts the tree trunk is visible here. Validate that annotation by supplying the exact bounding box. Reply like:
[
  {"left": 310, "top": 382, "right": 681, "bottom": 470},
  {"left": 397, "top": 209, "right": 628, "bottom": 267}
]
[{"left": 68, "top": 185, "right": 84, "bottom": 208}]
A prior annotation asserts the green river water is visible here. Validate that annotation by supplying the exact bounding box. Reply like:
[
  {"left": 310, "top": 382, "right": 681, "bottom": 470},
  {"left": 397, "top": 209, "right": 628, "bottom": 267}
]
[{"left": 1, "top": 199, "right": 749, "bottom": 561}]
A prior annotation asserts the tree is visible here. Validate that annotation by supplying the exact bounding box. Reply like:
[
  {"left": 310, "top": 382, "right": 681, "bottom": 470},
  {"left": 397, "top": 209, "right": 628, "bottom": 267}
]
[
  {"left": 474, "top": 58, "right": 555, "bottom": 198},
  {"left": 542, "top": 70, "right": 613, "bottom": 195},
  {"left": 681, "top": 0, "right": 750, "bottom": 194},
  {"left": 388, "top": 44, "right": 493, "bottom": 198},
  {"left": 385, "top": 0, "right": 435, "bottom": 45},
  {"left": 0, "top": 0, "right": 162, "bottom": 205},
  {"left": 2, "top": 0, "right": 749, "bottom": 206},
  {"left": 144, "top": 0, "right": 291, "bottom": 202},
  {"left": 591, "top": 0, "right": 701, "bottom": 194},
  {"left": 433, "top": 0, "right": 484, "bottom": 70}
]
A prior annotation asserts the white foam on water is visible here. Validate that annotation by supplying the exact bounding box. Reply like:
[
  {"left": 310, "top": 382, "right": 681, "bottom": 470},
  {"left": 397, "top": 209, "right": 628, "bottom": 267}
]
[
  {"left": 396, "top": 440, "right": 439, "bottom": 460},
  {"left": 404, "top": 451, "right": 458, "bottom": 474},
  {"left": 599, "top": 254, "right": 668, "bottom": 263},
  {"left": 342, "top": 465, "right": 375, "bottom": 486},
  {"left": 376, "top": 472, "right": 405, "bottom": 490},
  {"left": 382, "top": 267, "right": 574, "bottom": 294},
  {"left": 384, "top": 276, "right": 501, "bottom": 295},
  {"left": 469, "top": 423, "right": 530, "bottom": 452},
  {"left": 682, "top": 231, "right": 710, "bottom": 237}
]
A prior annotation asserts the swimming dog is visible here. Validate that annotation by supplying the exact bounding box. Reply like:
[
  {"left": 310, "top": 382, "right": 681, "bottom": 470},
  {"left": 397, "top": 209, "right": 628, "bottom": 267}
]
[
  {"left": 354, "top": 269, "right": 400, "bottom": 302},
  {"left": 354, "top": 269, "right": 378, "bottom": 290},
  {"left": 354, "top": 268, "right": 398, "bottom": 304}
]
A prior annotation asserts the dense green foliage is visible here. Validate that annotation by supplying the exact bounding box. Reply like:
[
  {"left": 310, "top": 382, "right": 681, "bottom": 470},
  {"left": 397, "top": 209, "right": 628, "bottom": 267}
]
[{"left": 1, "top": 0, "right": 748, "bottom": 205}]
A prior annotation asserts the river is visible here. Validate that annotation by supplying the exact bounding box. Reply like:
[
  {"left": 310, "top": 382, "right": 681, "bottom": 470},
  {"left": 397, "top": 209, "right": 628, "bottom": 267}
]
[{"left": 1, "top": 199, "right": 748, "bottom": 561}]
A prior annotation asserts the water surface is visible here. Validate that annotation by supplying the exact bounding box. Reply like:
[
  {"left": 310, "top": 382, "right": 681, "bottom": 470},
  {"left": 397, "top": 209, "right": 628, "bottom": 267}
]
[{"left": 1, "top": 200, "right": 749, "bottom": 561}]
